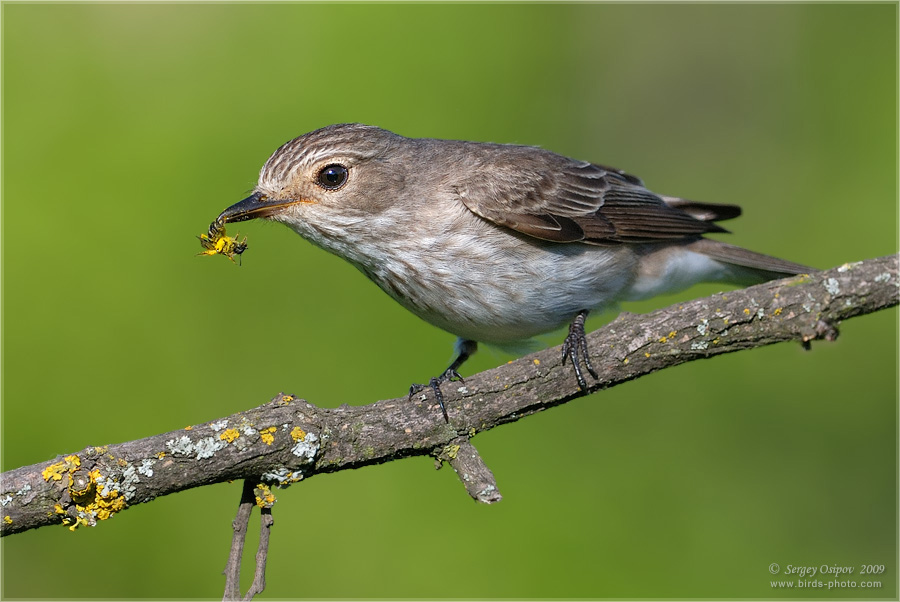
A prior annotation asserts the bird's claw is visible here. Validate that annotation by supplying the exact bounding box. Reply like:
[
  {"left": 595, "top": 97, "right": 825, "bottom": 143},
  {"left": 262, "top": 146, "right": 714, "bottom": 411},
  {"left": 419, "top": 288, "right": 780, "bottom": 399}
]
[
  {"left": 409, "top": 368, "right": 464, "bottom": 422},
  {"left": 561, "top": 310, "right": 598, "bottom": 390}
]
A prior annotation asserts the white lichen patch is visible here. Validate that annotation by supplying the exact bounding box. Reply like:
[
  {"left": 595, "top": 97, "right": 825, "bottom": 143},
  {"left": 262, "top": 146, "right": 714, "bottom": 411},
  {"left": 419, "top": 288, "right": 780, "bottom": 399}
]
[
  {"left": 457, "top": 385, "right": 469, "bottom": 395},
  {"left": 16, "top": 484, "right": 31, "bottom": 497},
  {"left": 691, "top": 341, "right": 709, "bottom": 351},
  {"left": 874, "top": 272, "right": 892, "bottom": 283},
  {"left": 261, "top": 466, "right": 305, "bottom": 486},
  {"left": 290, "top": 432, "right": 320, "bottom": 463},
  {"left": 479, "top": 484, "right": 497, "bottom": 497},
  {"left": 696, "top": 319, "right": 709, "bottom": 335},
  {"left": 802, "top": 293, "right": 817, "bottom": 313},
  {"left": 209, "top": 419, "right": 229, "bottom": 432},
  {"left": 194, "top": 437, "right": 226, "bottom": 460},
  {"left": 240, "top": 425, "right": 258, "bottom": 437},
  {"left": 0, "top": 495, "right": 11, "bottom": 507},
  {"left": 166, "top": 435, "right": 194, "bottom": 457},
  {"left": 120, "top": 465, "right": 139, "bottom": 500},
  {"left": 824, "top": 278, "right": 841, "bottom": 295},
  {"left": 94, "top": 473, "right": 119, "bottom": 498},
  {"left": 261, "top": 467, "right": 292, "bottom": 483},
  {"left": 137, "top": 458, "right": 156, "bottom": 477},
  {"left": 757, "top": 308, "right": 765, "bottom": 320}
]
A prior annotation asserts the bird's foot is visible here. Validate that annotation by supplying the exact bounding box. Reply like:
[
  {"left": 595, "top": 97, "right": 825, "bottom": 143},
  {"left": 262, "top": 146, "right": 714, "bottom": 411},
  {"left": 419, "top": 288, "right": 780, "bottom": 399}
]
[
  {"left": 409, "top": 368, "right": 464, "bottom": 422},
  {"left": 561, "top": 310, "right": 598, "bottom": 390}
]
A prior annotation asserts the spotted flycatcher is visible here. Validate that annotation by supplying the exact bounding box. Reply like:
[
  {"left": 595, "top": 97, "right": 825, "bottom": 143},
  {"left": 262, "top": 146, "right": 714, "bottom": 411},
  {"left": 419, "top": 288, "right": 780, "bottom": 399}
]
[{"left": 217, "top": 124, "right": 811, "bottom": 419}]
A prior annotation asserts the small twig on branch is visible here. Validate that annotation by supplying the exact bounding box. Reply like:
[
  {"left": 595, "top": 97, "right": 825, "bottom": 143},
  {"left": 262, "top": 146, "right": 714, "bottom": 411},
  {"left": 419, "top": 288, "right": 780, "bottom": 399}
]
[
  {"left": 439, "top": 438, "right": 502, "bottom": 504},
  {"left": 222, "top": 478, "right": 275, "bottom": 601},
  {"left": 223, "top": 480, "right": 256, "bottom": 601},
  {"left": 1, "top": 255, "right": 897, "bottom": 540},
  {"left": 222, "top": 480, "right": 273, "bottom": 601},
  {"left": 249, "top": 508, "right": 273, "bottom": 600}
]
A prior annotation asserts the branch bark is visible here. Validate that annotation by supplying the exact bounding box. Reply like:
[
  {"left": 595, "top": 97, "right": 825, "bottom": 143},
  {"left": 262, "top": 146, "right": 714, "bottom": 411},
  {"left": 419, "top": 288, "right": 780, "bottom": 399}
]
[{"left": 2, "top": 254, "right": 897, "bottom": 537}]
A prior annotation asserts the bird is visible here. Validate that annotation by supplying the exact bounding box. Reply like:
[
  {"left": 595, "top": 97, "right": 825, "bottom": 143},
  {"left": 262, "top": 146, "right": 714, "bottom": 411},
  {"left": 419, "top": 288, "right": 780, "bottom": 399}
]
[{"left": 217, "top": 123, "right": 812, "bottom": 420}]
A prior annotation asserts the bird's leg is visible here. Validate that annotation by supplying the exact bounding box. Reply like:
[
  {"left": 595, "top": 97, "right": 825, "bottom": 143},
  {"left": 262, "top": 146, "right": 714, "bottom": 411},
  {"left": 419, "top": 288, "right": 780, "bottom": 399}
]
[
  {"left": 561, "top": 309, "right": 598, "bottom": 390},
  {"left": 409, "top": 339, "right": 478, "bottom": 422}
]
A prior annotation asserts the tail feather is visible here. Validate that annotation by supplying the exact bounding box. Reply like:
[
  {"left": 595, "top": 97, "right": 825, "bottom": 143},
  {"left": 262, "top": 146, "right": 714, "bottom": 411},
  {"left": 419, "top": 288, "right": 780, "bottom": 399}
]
[{"left": 687, "top": 238, "right": 814, "bottom": 281}]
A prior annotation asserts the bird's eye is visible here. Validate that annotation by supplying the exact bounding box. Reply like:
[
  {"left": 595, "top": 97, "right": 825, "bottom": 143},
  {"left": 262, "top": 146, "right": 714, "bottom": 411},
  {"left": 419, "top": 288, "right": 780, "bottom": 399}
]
[{"left": 317, "top": 164, "right": 349, "bottom": 190}]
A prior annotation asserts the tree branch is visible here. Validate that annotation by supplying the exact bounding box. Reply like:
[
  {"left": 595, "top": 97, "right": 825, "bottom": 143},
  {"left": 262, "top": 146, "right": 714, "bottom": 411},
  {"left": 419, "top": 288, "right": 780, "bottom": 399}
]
[{"left": 2, "top": 255, "right": 897, "bottom": 538}]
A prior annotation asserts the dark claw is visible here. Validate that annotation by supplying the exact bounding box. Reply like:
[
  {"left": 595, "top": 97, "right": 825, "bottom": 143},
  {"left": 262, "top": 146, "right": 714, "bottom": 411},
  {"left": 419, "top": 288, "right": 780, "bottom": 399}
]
[
  {"left": 409, "top": 368, "right": 464, "bottom": 422},
  {"left": 409, "top": 339, "right": 476, "bottom": 422},
  {"left": 561, "top": 310, "right": 598, "bottom": 390}
]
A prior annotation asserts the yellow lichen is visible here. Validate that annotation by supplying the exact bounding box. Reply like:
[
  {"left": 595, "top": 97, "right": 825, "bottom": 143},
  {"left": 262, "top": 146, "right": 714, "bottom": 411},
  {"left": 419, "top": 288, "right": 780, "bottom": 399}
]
[
  {"left": 533, "top": 359, "right": 540, "bottom": 365},
  {"left": 623, "top": 358, "right": 629, "bottom": 365},
  {"left": 156, "top": 451, "right": 166, "bottom": 459},
  {"left": 743, "top": 308, "right": 751, "bottom": 315},
  {"left": 290, "top": 427, "right": 306, "bottom": 442},
  {"left": 74, "top": 484, "right": 125, "bottom": 527},
  {"left": 254, "top": 483, "right": 276, "bottom": 508},
  {"left": 774, "top": 307, "right": 783, "bottom": 316},
  {"left": 184, "top": 425, "right": 193, "bottom": 431},
  {"left": 49, "top": 463, "right": 130, "bottom": 530},
  {"left": 219, "top": 428, "right": 240, "bottom": 443},
  {"left": 3, "top": 516, "right": 11, "bottom": 525},
  {"left": 42, "top": 463, "right": 66, "bottom": 482},
  {"left": 658, "top": 330, "right": 677, "bottom": 343},
  {"left": 260, "top": 427, "right": 277, "bottom": 446},
  {"left": 91, "top": 492, "right": 126, "bottom": 521},
  {"left": 68, "top": 516, "right": 90, "bottom": 531},
  {"left": 444, "top": 444, "right": 460, "bottom": 459},
  {"left": 42, "top": 455, "right": 81, "bottom": 482}
]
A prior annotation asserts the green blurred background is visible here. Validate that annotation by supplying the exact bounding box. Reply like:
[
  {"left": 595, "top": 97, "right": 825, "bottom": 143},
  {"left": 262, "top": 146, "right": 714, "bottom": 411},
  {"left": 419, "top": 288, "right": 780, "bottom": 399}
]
[{"left": 2, "top": 3, "right": 897, "bottom": 599}]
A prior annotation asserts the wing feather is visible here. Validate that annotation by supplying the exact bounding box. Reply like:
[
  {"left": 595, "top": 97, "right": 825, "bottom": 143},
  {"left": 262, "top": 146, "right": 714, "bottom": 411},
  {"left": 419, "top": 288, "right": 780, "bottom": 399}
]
[{"left": 455, "top": 146, "right": 735, "bottom": 245}]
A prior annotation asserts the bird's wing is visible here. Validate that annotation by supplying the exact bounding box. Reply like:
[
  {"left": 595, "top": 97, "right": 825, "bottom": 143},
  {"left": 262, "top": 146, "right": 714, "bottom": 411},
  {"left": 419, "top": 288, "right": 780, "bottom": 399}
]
[{"left": 455, "top": 153, "right": 739, "bottom": 245}]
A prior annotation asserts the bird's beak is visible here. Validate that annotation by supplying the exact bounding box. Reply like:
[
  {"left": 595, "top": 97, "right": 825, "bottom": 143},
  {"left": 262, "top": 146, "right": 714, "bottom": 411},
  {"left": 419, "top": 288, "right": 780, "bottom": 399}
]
[{"left": 217, "top": 191, "right": 301, "bottom": 224}]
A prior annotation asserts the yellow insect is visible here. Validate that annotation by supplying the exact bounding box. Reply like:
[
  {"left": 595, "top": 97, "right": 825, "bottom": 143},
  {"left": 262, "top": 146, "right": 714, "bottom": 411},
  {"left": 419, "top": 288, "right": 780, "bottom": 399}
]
[{"left": 197, "top": 218, "right": 248, "bottom": 264}]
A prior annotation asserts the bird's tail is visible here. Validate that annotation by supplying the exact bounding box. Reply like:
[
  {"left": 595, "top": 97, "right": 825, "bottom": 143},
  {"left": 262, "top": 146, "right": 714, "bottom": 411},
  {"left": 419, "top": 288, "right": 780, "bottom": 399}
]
[
  {"left": 659, "top": 196, "right": 814, "bottom": 283},
  {"left": 686, "top": 238, "right": 814, "bottom": 284}
]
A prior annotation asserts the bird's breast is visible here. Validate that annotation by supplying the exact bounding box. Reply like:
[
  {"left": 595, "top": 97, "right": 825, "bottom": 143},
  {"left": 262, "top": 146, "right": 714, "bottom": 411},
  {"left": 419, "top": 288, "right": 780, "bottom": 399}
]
[
  {"left": 282, "top": 199, "right": 638, "bottom": 344},
  {"left": 351, "top": 219, "right": 638, "bottom": 343}
]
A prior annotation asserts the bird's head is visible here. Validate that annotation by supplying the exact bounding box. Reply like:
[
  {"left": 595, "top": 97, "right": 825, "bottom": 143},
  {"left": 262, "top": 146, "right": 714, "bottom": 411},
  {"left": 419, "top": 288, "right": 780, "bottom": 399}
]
[{"left": 217, "top": 123, "right": 410, "bottom": 230}]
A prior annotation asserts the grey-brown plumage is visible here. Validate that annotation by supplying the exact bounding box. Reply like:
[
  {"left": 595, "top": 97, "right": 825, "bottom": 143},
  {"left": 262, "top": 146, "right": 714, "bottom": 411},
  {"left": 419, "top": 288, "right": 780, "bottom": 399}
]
[{"left": 218, "top": 123, "right": 812, "bottom": 419}]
